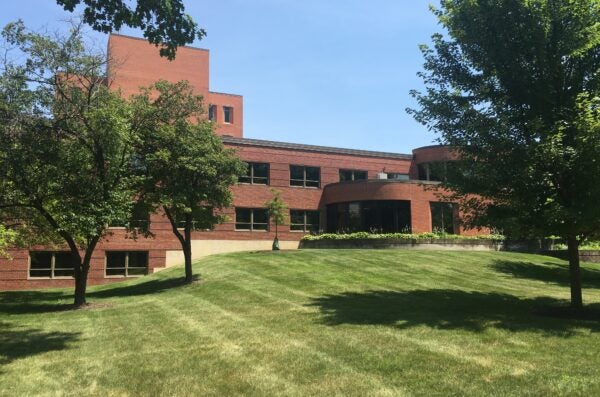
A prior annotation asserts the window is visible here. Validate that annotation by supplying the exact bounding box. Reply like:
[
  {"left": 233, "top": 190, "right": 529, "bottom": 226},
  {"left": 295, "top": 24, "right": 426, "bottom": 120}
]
[
  {"left": 418, "top": 162, "right": 446, "bottom": 181},
  {"left": 106, "top": 251, "right": 149, "bottom": 277},
  {"left": 29, "top": 251, "right": 75, "bottom": 278},
  {"left": 239, "top": 162, "right": 269, "bottom": 185},
  {"left": 290, "top": 165, "right": 320, "bottom": 188},
  {"left": 235, "top": 208, "right": 269, "bottom": 231},
  {"left": 176, "top": 206, "right": 215, "bottom": 230},
  {"left": 109, "top": 202, "right": 151, "bottom": 229},
  {"left": 387, "top": 173, "right": 409, "bottom": 181},
  {"left": 430, "top": 202, "right": 456, "bottom": 234},
  {"left": 208, "top": 105, "right": 217, "bottom": 121},
  {"left": 339, "top": 169, "right": 368, "bottom": 182},
  {"left": 290, "top": 210, "right": 320, "bottom": 233},
  {"left": 223, "top": 106, "right": 233, "bottom": 123}
]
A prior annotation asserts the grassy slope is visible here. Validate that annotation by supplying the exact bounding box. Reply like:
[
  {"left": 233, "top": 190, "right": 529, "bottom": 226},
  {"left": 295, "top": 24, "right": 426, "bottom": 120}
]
[{"left": 1, "top": 250, "right": 600, "bottom": 397}]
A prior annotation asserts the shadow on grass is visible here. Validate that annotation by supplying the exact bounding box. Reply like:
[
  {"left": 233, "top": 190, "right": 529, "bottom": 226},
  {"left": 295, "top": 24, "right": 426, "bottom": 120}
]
[
  {"left": 0, "top": 322, "right": 80, "bottom": 369},
  {"left": 492, "top": 260, "right": 600, "bottom": 288},
  {"left": 0, "top": 274, "right": 201, "bottom": 315},
  {"left": 309, "top": 289, "right": 600, "bottom": 335},
  {"left": 88, "top": 274, "right": 200, "bottom": 299}
]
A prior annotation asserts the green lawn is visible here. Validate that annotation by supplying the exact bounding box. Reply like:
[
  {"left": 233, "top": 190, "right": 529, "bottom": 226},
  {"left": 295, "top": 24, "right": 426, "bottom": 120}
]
[{"left": 2, "top": 250, "right": 600, "bottom": 396}]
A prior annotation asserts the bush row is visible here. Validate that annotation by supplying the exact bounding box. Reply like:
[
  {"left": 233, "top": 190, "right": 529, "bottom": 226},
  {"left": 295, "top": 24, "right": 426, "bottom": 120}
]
[{"left": 301, "top": 232, "right": 506, "bottom": 242}]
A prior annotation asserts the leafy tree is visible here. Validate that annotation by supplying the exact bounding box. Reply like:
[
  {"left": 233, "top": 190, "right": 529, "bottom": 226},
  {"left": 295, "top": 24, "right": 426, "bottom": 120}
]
[
  {"left": 56, "top": 0, "right": 205, "bottom": 59},
  {"left": 0, "top": 224, "right": 16, "bottom": 258},
  {"left": 0, "top": 21, "right": 138, "bottom": 306},
  {"left": 131, "top": 80, "right": 246, "bottom": 283},
  {"left": 264, "top": 189, "right": 287, "bottom": 251},
  {"left": 409, "top": 0, "right": 600, "bottom": 309}
]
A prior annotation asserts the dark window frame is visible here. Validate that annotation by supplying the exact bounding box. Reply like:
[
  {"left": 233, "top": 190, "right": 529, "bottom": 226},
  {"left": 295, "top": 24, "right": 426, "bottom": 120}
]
[
  {"left": 105, "top": 251, "right": 149, "bottom": 278},
  {"left": 235, "top": 208, "right": 269, "bottom": 231},
  {"left": 239, "top": 162, "right": 270, "bottom": 185},
  {"left": 208, "top": 104, "right": 217, "bottom": 121},
  {"left": 223, "top": 106, "right": 233, "bottom": 124},
  {"left": 290, "top": 165, "right": 321, "bottom": 188},
  {"left": 29, "top": 251, "right": 75, "bottom": 279},
  {"left": 430, "top": 202, "right": 457, "bottom": 234},
  {"left": 290, "top": 210, "right": 320, "bottom": 233},
  {"left": 339, "top": 169, "right": 368, "bottom": 182},
  {"left": 387, "top": 173, "right": 409, "bottom": 181}
]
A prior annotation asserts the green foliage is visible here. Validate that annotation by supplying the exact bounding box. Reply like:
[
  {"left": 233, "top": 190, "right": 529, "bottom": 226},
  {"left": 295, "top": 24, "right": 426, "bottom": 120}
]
[
  {"left": 302, "top": 232, "right": 505, "bottom": 241},
  {"left": 264, "top": 189, "right": 287, "bottom": 228},
  {"left": 132, "top": 80, "right": 245, "bottom": 232},
  {"left": 131, "top": 79, "right": 246, "bottom": 280},
  {"left": 409, "top": 0, "right": 600, "bottom": 242},
  {"left": 0, "top": 21, "right": 141, "bottom": 304},
  {"left": 0, "top": 224, "right": 17, "bottom": 258},
  {"left": 56, "top": 0, "right": 205, "bottom": 59}
]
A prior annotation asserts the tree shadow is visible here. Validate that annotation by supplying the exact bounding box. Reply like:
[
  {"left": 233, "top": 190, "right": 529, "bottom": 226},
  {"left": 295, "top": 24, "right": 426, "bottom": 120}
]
[
  {"left": 0, "top": 322, "right": 80, "bottom": 370},
  {"left": 308, "top": 289, "right": 600, "bottom": 336},
  {"left": 492, "top": 260, "right": 600, "bottom": 288},
  {"left": 0, "top": 274, "right": 201, "bottom": 315},
  {"left": 88, "top": 274, "right": 200, "bottom": 299},
  {"left": 0, "top": 290, "right": 73, "bottom": 315}
]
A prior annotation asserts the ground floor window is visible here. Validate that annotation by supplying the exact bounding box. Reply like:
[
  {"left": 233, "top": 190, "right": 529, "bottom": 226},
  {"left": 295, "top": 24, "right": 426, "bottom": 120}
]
[
  {"left": 326, "top": 200, "right": 411, "bottom": 233},
  {"left": 430, "top": 202, "right": 457, "bottom": 234},
  {"left": 29, "top": 251, "right": 75, "bottom": 278},
  {"left": 106, "top": 251, "right": 149, "bottom": 277},
  {"left": 235, "top": 208, "right": 269, "bottom": 231},
  {"left": 290, "top": 210, "right": 320, "bottom": 233}
]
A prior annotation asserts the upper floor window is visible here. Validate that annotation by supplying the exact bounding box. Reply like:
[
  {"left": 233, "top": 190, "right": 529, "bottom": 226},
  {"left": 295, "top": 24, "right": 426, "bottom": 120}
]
[
  {"left": 290, "top": 165, "right": 320, "bottom": 188},
  {"left": 239, "top": 162, "right": 269, "bottom": 185},
  {"left": 109, "top": 202, "right": 151, "bottom": 229},
  {"left": 290, "top": 210, "right": 320, "bottom": 233},
  {"left": 235, "top": 208, "right": 269, "bottom": 231},
  {"left": 418, "top": 162, "right": 446, "bottom": 181},
  {"left": 387, "top": 173, "right": 409, "bottom": 181},
  {"left": 339, "top": 169, "right": 367, "bottom": 182},
  {"left": 29, "top": 251, "right": 75, "bottom": 278},
  {"left": 106, "top": 251, "right": 149, "bottom": 277},
  {"left": 223, "top": 106, "right": 233, "bottom": 124},
  {"left": 208, "top": 105, "right": 217, "bottom": 121}
]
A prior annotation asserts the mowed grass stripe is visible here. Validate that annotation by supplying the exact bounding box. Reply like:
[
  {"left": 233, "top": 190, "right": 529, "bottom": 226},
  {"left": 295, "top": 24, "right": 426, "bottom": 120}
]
[{"left": 2, "top": 250, "right": 600, "bottom": 396}]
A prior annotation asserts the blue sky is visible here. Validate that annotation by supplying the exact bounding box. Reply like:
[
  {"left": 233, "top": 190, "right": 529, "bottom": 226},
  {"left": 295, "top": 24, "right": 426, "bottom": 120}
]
[{"left": 0, "top": 1, "right": 442, "bottom": 154}]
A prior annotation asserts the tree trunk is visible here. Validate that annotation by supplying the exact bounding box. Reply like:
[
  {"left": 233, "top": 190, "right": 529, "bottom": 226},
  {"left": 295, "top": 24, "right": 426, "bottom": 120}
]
[
  {"left": 567, "top": 235, "right": 583, "bottom": 309},
  {"left": 73, "top": 265, "right": 88, "bottom": 307},
  {"left": 183, "top": 219, "right": 193, "bottom": 283}
]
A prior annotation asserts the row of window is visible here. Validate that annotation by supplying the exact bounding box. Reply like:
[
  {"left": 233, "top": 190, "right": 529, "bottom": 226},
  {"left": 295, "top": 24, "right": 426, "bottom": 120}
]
[
  {"left": 208, "top": 105, "right": 234, "bottom": 124},
  {"left": 29, "top": 251, "right": 148, "bottom": 279},
  {"left": 235, "top": 208, "right": 319, "bottom": 233},
  {"left": 240, "top": 163, "right": 413, "bottom": 187}
]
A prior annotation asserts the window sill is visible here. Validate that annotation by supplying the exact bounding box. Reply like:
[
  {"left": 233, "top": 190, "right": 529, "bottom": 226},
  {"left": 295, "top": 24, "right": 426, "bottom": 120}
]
[
  {"left": 104, "top": 274, "right": 146, "bottom": 279},
  {"left": 289, "top": 185, "right": 321, "bottom": 189},
  {"left": 234, "top": 229, "right": 268, "bottom": 232}
]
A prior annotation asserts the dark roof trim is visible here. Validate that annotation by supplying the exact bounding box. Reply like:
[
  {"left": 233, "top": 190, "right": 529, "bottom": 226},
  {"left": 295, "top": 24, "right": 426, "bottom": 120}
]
[
  {"left": 109, "top": 33, "right": 210, "bottom": 53},
  {"left": 221, "top": 136, "right": 413, "bottom": 160},
  {"left": 209, "top": 91, "right": 243, "bottom": 98}
]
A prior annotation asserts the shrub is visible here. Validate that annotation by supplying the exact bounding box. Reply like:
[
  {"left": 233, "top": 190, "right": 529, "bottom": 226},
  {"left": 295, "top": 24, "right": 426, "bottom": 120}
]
[{"left": 301, "top": 232, "right": 505, "bottom": 242}]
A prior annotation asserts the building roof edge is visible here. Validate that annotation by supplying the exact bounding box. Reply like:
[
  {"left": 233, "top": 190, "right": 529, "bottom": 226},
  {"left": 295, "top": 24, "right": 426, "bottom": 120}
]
[{"left": 221, "top": 136, "right": 413, "bottom": 160}]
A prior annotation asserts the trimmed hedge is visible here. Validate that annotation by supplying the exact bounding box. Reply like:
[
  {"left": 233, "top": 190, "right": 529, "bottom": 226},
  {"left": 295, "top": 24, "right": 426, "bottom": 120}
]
[{"left": 301, "top": 232, "right": 506, "bottom": 242}]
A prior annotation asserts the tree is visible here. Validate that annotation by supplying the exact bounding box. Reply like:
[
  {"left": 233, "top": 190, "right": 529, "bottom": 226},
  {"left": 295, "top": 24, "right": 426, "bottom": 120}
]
[
  {"left": 265, "top": 189, "right": 287, "bottom": 251},
  {"left": 409, "top": 0, "right": 600, "bottom": 309},
  {"left": 56, "top": 0, "right": 205, "bottom": 59},
  {"left": 131, "top": 80, "right": 246, "bottom": 283},
  {"left": 0, "top": 223, "right": 16, "bottom": 258},
  {"left": 0, "top": 21, "right": 138, "bottom": 306}
]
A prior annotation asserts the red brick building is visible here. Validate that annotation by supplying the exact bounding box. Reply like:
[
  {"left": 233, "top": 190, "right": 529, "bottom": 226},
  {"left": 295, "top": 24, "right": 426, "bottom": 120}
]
[{"left": 0, "top": 35, "right": 477, "bottom": 290}]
